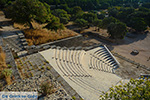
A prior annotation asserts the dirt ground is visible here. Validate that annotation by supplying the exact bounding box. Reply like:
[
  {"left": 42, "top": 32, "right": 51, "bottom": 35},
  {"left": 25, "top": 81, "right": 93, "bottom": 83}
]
[
  {"left": 0, "top": 11, "right": 18, "bottom": 37},
  {"left": 80, "top": 27, "right": 150, "bottom": 69},
  {"left": 112, "top": 33, "right": 150, "bottom": 67},
  {"left": 115, "top": 56, "right": 150, "bottom": 79}
]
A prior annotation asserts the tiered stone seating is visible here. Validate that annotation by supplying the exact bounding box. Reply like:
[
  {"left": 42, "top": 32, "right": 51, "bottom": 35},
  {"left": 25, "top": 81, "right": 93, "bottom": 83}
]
[
  {"left": 40, "top": 45, "right": 121, "bottom": 100},
  {"left": 87, "top": 46, "right": 119, "bottom": 73},
  {"left": 52, "top": 47, "right": 91, "bottom": 77}
]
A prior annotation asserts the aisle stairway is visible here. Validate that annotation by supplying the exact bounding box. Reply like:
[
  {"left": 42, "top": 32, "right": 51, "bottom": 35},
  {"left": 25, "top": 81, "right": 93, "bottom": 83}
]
[{"left": 40, "top": 45, "right": 121, "bottom": 100}]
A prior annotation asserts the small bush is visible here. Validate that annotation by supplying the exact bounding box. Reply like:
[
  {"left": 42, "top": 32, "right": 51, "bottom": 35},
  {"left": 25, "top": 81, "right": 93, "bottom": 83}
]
[
  {"left": 40, "top": 81, "right": 55, "bottom": 96},
  {"left": 45, "top": 60, "right": 49, "bottom": 63},
  {"left": 17, "top": 65, "right": 22, "bottom": 70},
  {"left": 7, "top": 64, "right": 12, "bottom": 68},
  {"left": 72, "top": 96, "right": 76, "bottom": 100},
  {"left": 41, "top": 66, "right": 45, "bottom": 70},
  {"left": 47, "top": 66, "right": 51, "bottom": 70},
  {"left": 31, "top": 73, "right": 34, "bottom": 77},
  {"left": 14, "top": 55, "right": 19, "bottom": 59},
  {"left": 25, "top": 73, "right": 30, "bottom": 78},
  {"left": 38, "top": 68, "right": 42, "bottom": 71},
  {"left": 2, "top": 69, "right": 12, "bottom": 85},
  {"left": 43, "top": 62, "right": 46, "bottom": 65}
]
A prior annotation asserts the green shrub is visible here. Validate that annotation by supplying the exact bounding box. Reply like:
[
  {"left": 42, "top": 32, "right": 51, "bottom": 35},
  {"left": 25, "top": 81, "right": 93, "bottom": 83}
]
[
  {"left": 72, "top": 96, "right": 76, "bottom": 100},
  {"left": 31, "top": 73, "right": 34, "bottom": 77},
  {"left": 41, "top": 66, "right": 45, "bottom": 70},
  {"left": 17, "top": 65, "right": 22, "bottom": 70},
  {"left": 40, "top": 81, "right": 55, "bottom": 96},
  {"left": 100, "top": 78, "right": 150, "bottom": 100},
  {"left": 47, "top": 66, "right": 51, "bottom": 70},
  {"left": 2, "top": 69, "right": 12, "bottom": 85},
  {"left": 7, "top": 64, "right": 12, "bottom": 68},
  {"left": 45, "top": 60, "right": 49, "bottom": 63}
]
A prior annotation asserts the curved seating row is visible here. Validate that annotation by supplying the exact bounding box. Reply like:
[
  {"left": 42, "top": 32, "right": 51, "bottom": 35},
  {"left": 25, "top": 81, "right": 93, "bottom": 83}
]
[
  {"left": 88, "top": 46, "right": 118, "bottom": 73},
  {"left": 52, "top": 47, "right": 91, "bottom": 77}
]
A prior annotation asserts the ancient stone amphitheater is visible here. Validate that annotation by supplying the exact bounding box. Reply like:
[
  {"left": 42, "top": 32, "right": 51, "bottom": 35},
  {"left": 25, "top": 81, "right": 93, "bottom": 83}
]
[{"left": 40, "top": 45, "right": 123, "bottom": 100}]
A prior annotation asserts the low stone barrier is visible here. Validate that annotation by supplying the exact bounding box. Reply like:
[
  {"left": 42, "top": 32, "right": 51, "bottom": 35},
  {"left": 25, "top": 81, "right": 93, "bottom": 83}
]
[{"left": 27, "top": 35, "right": 83, "bottom": 54}]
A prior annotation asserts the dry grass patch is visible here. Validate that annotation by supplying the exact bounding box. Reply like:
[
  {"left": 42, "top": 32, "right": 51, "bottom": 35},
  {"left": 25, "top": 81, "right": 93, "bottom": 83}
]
[
  {"left": 24, "top": 28, "right": 78, "bottom": 46},
  {"left": 0, "top": 46, "right": 12, "bottom": 85},
  {"left": 0, "top": 46, "right": 6, "bottom": 69},
  {"left": 14, "top": 22, "right": 78, "bottom": 45}
]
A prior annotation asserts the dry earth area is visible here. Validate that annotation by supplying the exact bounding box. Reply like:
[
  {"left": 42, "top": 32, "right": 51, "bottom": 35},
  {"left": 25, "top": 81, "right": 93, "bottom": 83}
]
[
  {"left": 112, "top": 33, "right": 150, "bottom": 67},
  {"left": 115, "top": 56, "right": 150, "bottom": 79}
]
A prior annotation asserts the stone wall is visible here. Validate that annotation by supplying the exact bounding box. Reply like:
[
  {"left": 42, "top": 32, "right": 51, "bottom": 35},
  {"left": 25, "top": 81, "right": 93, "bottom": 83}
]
[{"left": 27, "top": 35, "right": 84, "bottom": 54}]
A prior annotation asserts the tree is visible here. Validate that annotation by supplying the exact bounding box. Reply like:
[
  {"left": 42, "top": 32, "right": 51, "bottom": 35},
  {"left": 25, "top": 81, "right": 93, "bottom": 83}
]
[
  {"left": 145, "top": 12, "right": 150, "bottom": 27},
  {"left": 72, "top": 6, "right": 82, "bottom": 15},
  {"left": 139, "top": 7, "right": 150, "bottom": 12},
  {"left": 100, "top": 78, "right": 150, "bottom": 100},
  {"left": 44, "top": 16, "right": 64, "bottom": 32},
  {"left": 100, "top": 2, "right": 110, "bottom": 9},
  {"left": 0, "top": 0, "right": 7, "bottom": 8},
  {"left": 52, "top": 9, "right": 70, "bottom": 24},
  {"left": 82, "top": 12, "right": 97, "bottom": 27},
  {"left": 93, "top": 19, "right": 102, "bottom": 31},
  {"left": 71, "top": 6, "right": 83, "bottom": 20},
  {"left": 75, "top": 18, "right": 88, "bottom": 30},
  {"left": 117, "top": 7, "right": 135, "bottom": 22},
  {"left": 128, "top": 10, "right": 150, "bottom": 27},
  {"left": 5, "top": 0, "right": 51, "bottom": 29},
  {"left": 101, "top": 16, "right": 118, "bottom": 29},
  {"left": 142, "top": 2, "right": 150, "bottom": 8},
  {"left": 97, "top": 13, "right": 105, "bottom": 19},
  {"left": 128, "top": 17, "right": 147, "bottom": 32},
  {"left": 107, "top": 22, "right": 127, "bottom": 39},
  {"left": 60, "top": 4, "right": 72, "bottom": 14},
  {"left": 108, "top": 7, "right": 119, "bottom": 18}
]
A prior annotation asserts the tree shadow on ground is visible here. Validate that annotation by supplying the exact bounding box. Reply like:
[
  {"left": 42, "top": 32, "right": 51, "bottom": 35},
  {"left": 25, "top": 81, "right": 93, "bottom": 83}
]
[
  {"left": 111, "top": 32, "right": 148, "bottom": 46},
  {"left": 0, "top": 30, "right": 20, "bottom": 37},
  {"left": 0, "top": 20, "right": 13, "bottom": 27}
]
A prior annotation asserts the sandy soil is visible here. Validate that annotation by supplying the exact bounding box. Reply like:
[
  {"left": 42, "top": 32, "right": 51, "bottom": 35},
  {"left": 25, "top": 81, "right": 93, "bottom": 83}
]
[{"left": 112, "top": 33, "right": 150, "bottom": 67}]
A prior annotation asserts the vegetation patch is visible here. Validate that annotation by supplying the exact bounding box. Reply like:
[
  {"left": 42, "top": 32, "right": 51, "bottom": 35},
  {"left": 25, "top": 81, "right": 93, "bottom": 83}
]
[
  {"left": 22, "top": 28, "right": 77, "bottom": 46},
  {"left": 100, "top": 78, "right": 150, "bottom": 100},
  {"left": 40, "top": 81, "right": 56, "bottom": 96}
]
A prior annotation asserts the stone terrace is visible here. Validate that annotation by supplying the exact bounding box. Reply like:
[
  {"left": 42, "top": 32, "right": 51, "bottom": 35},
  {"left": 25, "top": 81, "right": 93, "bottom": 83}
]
[{"left": 15, "top": 53, "right": 51, "bottom": 80}]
